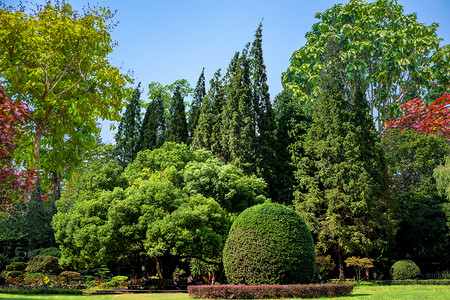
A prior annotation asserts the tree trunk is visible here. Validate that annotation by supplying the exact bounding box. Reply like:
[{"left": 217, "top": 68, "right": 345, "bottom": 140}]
[
  {"left": 338, "top": 246, "right": 345, "bottom": 281},
  {"left": 155, "top": 255, "right": 179, "bottom": 279},
  {"left": 24, "top": 123, "right": 45, "bottom": 202}
]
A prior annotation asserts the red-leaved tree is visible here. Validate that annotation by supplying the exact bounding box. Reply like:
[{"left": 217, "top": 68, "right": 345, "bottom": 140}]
[
  {"left": 385, "top": 94, "right": 450, "bottom": 138},
  {"left": 0, "top": 84, "right": 37, "bottom": 208}
]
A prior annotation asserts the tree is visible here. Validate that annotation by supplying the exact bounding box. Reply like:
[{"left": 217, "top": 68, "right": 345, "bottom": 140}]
[
  {"left": 0, "top": 2, "right": 131, "bottom": 199},
  {"left": 0, "top": 84, "right": 36, "bottom": 208},
  {"left": 189, "top": 68, "right": 206, "bottom": 138},
  {"left": 221, "top": 47, "right": 255, "bottom": 172},
  {"left": 139, "top": 92, "right": 166, "bottom": 152},
  {"left": 250, "top": 22, "right": 276, "bottom": 196},
  {"left": 282, "top": 0, "right": 450, "bottom": 130},
  {"left": 434, "top": 155, "right": 450, "bottom": 232},
  {"left": 344, "top": 256, "right": 374, "bottom": 282},
  {"left": 167, "top": 85, "right": 189, "bottom": 144},
  {"left": 53, "top": 143, "right": 268, "bottom": 278},
  {"left": 114, "top": 83, "right": 142, "bottom": 168},
  {"left": 293, "top": 38, "right": 393, "bottom": 281},
  {"left": 192, "top": 69, "right": 225, "bottom": 156},
  {"left": 385, "top": 94, "right": 450, "bottom": 138},
  {"left": 272, "top": 90, "right": 311, "bottom": 204},
  {"left": 383, "top": 129, "right": 449, "bottom": 261}
]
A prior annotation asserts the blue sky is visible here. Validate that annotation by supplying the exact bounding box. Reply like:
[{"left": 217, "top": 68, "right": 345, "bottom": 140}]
[{"left": 7, "top": 0, "right": 450, "bottom": 143}]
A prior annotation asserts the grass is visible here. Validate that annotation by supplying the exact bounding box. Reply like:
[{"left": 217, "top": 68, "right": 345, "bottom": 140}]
[{"left": 1, "top": 285, "right": 450, "bottom": 299}]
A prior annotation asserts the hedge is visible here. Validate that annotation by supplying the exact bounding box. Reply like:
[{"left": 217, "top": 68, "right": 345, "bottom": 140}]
[
  {"left": 0, "top": 289, "right": 83, "bottom": 295},
  {"left": 188, "top": 284, "right": 353, "bottom": 299}
]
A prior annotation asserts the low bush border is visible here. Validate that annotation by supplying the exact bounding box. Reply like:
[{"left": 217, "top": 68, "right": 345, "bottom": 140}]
[
  {"left": 0, "top": 288, "right": 83, "bottom": 295},
  {"left": 188, "top": 284, "right": 353, "bottom": 299},
  {"left": 374, "top": 279, "right": 450, "bottom": 285}
]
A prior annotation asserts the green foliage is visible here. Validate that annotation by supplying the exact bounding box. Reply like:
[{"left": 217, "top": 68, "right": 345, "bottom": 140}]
[
  {"left": 5, "top": 262, "right": 27, "bottom": 272},
  {"left": 434, "top": 155, "right": 450, "bottom": 231},
  {"left": 0, "top": 2, "right": 131, "bottom": 197},
  {"left": 139, "top": 91, "right": 166, "bottom": 151},
  {"left": 293, "top": 38, "right": 394, "bottom": 280},
  {"left": 167, "top": 85, "right": 189, "bottom": 144},
  {"left": 383, "top": 130, "right": 450, "bottom": 260},
  {"left": 32, "top": 247, "right": 61, "bottom": 258},
  {"left": 282, "top": 0, "right": 449, "bottom": 130},
  {"left": 223, "top": 203, "right": 316, "bottom": 285},
  {"left": 189, "top": 68, "right": 206, "bottom": 138},
  {"left": 345, "top": 256, "right": 374, "bottom": 282},
  {"left": 54, "top": 142, "right": 267, "bottom": 278},
  {"left": 59, "top": 271, "right": 83, "bottom": 282},
  {"left": 316, "top": 254, "right": 336, "bottom": 281},
  {"left": 390, "top": 260, "right": 421, "bottom": 280},
  {"left": 25, "top": 255, "right": 61, "bottom": 275},
  {"left": 114, "top": 83, "right": 142, "bottom": 168},
  {"left": 273, "top": 90, "right": 311, "bottom": 204}
]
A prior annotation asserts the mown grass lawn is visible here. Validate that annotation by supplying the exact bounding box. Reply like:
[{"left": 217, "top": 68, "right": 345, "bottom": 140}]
[{"left": 1, "top": 285, "right": 450, "bottom": 299}]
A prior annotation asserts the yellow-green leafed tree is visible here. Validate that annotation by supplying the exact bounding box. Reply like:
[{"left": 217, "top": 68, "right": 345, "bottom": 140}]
[{"left": 0, "top": 2, "right": 132, "bottom": 199}]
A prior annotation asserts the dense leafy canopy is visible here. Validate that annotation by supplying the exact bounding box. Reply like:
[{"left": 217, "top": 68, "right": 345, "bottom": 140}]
[
  {"left": 0, "top": 2, "right": 131, "bottom": 198},
  {"left": 283, "top": 0, "right": 449, "bottom": 130},
  {"left": 223, "top": 203, "right": 316, "bottom": 285},
  {"left": 53, "top": 143, "right": 267, "bottom": 278}
]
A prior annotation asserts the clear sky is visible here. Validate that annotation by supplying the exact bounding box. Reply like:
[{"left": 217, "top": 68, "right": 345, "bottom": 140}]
[{"left": 6, "top": 0, "right": 450, "bottom": 144}]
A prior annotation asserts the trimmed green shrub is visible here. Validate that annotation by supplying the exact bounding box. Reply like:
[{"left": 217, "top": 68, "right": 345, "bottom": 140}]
[
  {"left": 223, "top": 203, "right": 316, "bottom": 285},
  {"left": 25, "top": 255, "right": 61, "bottom": 275},
  {"left": 5, "top": 262, "right": 27, "bottom": 272},
  {"left": 390, "top": 260, "right": 421, "bottom": 280},
  {"left": 188, "top": 284, "right": 353, "bottom": 299},
  {"left": 111, "top": 275, "right": 128, "bottom": 281},
  {"left": 59, "top": 271, "right": 83, "bottom": 282}
]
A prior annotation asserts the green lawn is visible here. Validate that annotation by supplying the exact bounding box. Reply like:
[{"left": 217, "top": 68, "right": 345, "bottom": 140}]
[{"left": 0, "top": 285, "right": 450, "bottom": 300}]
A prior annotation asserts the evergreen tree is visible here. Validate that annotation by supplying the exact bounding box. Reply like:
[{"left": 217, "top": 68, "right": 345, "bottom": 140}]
[
  {"left": 113, "top": 83, "right": 142, "bottom": 168},
  {"left": 221, "top": 47, "right": 255, "bottom": 172},
  {"left": 293, "top": 38, "right": 393, "bottom": 281},
  {"left": 192, "top": 69, "right": 224, "bottom": 153},
  {"left": 189, "top": 68, "right": 206, "bottom": 138},
  {"left": 250, "top": 22, "right": 276, "bottom": 196},
  {"left": 139, "top": 92, "right": 166, "bottom": 151},
  {"left": 167, "top": 84, "right": 188, "bottom": 144},
  {"left": 272, "top": 91, "right": 311, "bottom": 205}
]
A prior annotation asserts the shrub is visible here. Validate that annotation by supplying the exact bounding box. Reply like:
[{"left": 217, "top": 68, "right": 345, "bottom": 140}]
[
  {"left": 59, "top": 271, "right": 83, "bottom": 282},
  {"left": 223, "top": 203, "right": 316, "bottom": 285},
  {"left": 5, "top": 262, "right": 27, "bottom": 272},
  {"left": 32, "top": 247, "right": 61, "bottom": 258},
  {"left": 188, "top": 284, "right": 353, "bottom": 299},
  {"left": 25, "top": 255, "right": 61, "bottom": 275},
  {"left": 390, "top": 260, "right": 421, "bottom": 280}
]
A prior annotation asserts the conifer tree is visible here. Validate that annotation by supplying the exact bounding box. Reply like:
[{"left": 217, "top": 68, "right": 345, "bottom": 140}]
[
  {"left": 272, "top": 90, "right": 311, "bottom": 205},
  {"left": 193, "top": 69, "right": 224, "bottom": 153},
  {"left": 167, "top": 84, "right": 188, "bottom": 144},
  {"left": 139, "top": 92, "right": 165, "bottom": 151},
  {"left": 189, "top": 68, "right": 206, "bottom": 138},
  {"left": 114, "top": 83, "right": 142, "bottom": 168},
  {"left": 293, "top": 38, "right": 393, "bottom": 281},
  {"left": 221, "top": 47, "right": 255, "bottom": 172},
  {"left": 250, "top": 22, "right": 276, "bottom": 195}
]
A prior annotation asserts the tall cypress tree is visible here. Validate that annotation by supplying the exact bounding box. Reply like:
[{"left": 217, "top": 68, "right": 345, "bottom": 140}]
[
  {"left": 272, "top": 90, "right": 311, "bottom": 205},
  {"left": 293, "top": 38, "right": 393, "bottom": 281},
  {"left": 167, "top": 84, "right": 188, "bottom": 144},
  {"left": 114, "top": 83, "right": 142, "bottom": 168},
  {"left": 221, "top": 46, "right": 255, "bottom": 172},
  {"left": 139, "top": 92, "right": 165, "bottom": 151},
  {"left": 250, "top": 22, "right": 276, "bottom": 195},
  {"left": 192, "top": 69, "right": 224, "bottom": 153},
  {"left": 189, "top": 68, "right": 206, "bottom": 138}
]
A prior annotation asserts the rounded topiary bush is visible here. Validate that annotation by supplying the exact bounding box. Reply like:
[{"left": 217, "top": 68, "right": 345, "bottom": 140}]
[
  {"left": 390, "top": 260, "right": 421, "bottom": 280},
  {"left": 223, "top": 203, "right": 316, "bottom": 285}
]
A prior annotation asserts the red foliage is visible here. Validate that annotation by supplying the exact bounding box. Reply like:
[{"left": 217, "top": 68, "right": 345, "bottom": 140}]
[
  {"left": 187, "top": 284, "right": 354, "bottom": 299},
  {"left": 0, "top": 84, "right": 37, "bottom": 206},
  {"left": 385, "top": 94, "right": 450, "bottom": 139}
]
